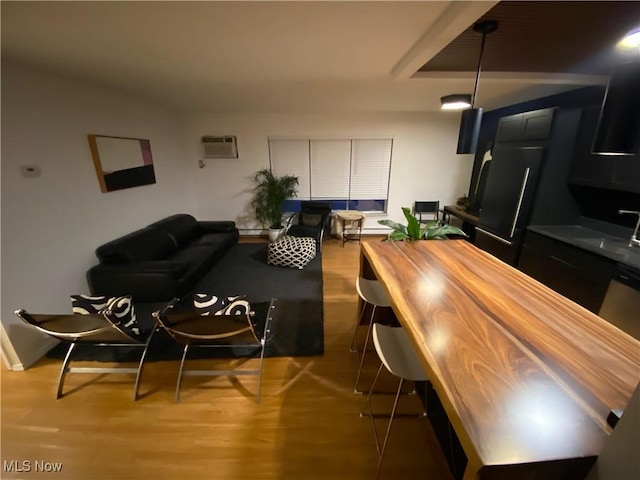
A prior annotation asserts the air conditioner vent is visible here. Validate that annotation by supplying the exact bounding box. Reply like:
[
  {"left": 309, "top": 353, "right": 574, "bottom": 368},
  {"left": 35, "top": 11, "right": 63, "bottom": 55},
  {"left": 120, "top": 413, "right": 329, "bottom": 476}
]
[{"left": 202, "top": 136, "right": 238, "bottom": 158}]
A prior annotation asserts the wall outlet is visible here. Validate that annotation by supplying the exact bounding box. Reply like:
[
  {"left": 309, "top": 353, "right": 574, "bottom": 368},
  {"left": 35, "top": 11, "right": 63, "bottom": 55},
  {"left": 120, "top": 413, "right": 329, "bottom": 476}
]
[{"left": 20, "top": 165, "right": 41, "bottom": 178}]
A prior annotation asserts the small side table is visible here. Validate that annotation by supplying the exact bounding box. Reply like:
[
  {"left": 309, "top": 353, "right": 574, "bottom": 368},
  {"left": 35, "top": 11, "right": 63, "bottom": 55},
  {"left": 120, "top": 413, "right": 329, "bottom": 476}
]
[{"left": 337, "top": 210, "right": 364, "bottom": 247}]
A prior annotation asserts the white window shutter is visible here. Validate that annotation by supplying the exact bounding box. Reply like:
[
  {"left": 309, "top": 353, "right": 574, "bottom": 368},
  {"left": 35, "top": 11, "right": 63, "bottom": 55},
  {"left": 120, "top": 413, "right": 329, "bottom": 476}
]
[
  {"left": 269, "top": 139, "right": 310, "bottom": 200},
  {"left": 310, "top": 140, "right": 351, "bottom": 200},
  {"left": 350, "top": 139, "right": 392, "bottom": 200}
]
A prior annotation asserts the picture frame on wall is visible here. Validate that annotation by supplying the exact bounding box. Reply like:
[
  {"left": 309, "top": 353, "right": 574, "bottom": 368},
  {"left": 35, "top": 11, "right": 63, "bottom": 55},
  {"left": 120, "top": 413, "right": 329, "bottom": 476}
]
[{"left": 88, "top": 134, "right": 156, "bottom": 193}]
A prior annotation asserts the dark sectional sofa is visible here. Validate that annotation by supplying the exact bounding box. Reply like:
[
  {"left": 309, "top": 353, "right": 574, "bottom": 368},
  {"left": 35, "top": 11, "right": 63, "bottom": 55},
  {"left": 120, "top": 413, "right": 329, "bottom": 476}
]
[{"left": 87, "top": 214, "right": 239, "bottom": 302}]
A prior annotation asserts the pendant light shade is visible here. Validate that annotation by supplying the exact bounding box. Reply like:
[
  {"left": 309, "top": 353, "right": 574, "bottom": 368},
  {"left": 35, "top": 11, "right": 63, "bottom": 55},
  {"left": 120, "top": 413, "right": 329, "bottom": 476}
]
[
  {"left": 441, "top": 94, "right": 472, "bottom": 110},
  {"left": 457, "top": 108, "right": 483, "bottom": 154},
  {"left": 456, "top": 20, "right": 498, "bottom": 154}
]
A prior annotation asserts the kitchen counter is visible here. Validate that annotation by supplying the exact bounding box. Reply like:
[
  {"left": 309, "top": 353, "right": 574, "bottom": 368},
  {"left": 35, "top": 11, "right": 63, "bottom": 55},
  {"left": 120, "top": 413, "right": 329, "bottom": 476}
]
[
  {"left": 361, "top": 240, "right": 640, "bottom": 480},
  {"left": 528, "top": 224, "right": 640, "bottom": 269}
]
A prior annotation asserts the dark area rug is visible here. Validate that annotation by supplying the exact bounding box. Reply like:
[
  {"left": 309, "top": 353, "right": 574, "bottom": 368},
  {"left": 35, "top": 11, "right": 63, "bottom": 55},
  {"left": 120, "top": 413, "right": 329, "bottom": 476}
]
[{"left": 47, "top": 243, "right": 324, "bottom": 362}]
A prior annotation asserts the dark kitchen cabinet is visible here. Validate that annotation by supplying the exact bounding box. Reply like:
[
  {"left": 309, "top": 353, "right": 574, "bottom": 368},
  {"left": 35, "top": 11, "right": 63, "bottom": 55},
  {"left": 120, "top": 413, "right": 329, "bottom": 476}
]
[
  {"left": 494, "top": 108, "right": 555, "bottom": 143},
  {"left": 473, "top": 107, "right": 582, "bottom": 265},
  {"left": 475, "top": 227, "right": 520, "bottom": 265},
  {"left": 518, "top": 230, "right": 616, "bottom": 313},
  {"left": 569, "top": 105, "right": 640, "bottom": 194},
  {"left": 416, "top": 381, "right": 467, "bottom": 480}
]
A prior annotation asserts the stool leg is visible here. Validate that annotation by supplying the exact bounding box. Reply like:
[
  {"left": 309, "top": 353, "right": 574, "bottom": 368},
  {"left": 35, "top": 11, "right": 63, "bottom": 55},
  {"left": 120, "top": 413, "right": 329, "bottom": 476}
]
[
  {"left": 354, "top": 305, "right": 376, "bottom": 394},
  {"left": 349, "top": 300, "right": 367, "bottom": 353},
  {"left": 361, "top": 362, "right": 385, "bottom": 454},
  {"left": 376, "top": 378, "right": 404, "bottom": 478}
]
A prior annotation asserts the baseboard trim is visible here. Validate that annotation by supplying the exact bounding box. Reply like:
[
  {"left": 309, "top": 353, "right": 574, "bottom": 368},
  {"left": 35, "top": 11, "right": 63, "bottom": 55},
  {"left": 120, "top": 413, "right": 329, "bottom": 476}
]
[{"left": 16, "top": 337, "right": 59, "bottom": 371}]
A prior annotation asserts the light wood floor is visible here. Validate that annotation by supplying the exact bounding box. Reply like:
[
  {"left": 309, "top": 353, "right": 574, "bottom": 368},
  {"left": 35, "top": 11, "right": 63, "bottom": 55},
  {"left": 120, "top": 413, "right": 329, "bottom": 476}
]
[{"left": 1, "top": 237, "right": 453, "bottom": 480}]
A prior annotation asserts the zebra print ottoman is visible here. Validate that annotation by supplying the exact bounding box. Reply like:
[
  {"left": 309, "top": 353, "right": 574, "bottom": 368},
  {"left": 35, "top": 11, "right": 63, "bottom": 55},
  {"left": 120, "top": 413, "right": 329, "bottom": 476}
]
[{"left": 267, "top": 235, "right": 317, "bottom": 269}]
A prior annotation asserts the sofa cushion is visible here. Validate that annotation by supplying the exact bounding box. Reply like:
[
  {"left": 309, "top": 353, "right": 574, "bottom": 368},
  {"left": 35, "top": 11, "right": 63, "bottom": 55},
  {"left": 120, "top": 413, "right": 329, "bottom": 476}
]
[
  {"left": 288, "top": 225, "right": 323, "bottom": 241},
  {"left": 70, "top": 294, "right": 142, "bottom": 339},
  {"left": 95, "top": 227, "right": 176, "bottom": 264},
  {"left": 300, "top": 212, "right": 323, "bottom": 227},
  {"left": 193, "top": 294, "right": 250, "bottom": 316},
  {"left": 70, "top": 294, "right": 112, "bottom": 314},
  {"left": 148, "top": 214, "right": 199, "bottom": 249},
  {"left": 168, "top": 245, "right": 218, "bottom": 286},
  {"left": 192, "top": 231, "right": 239, "bottom": 251}
]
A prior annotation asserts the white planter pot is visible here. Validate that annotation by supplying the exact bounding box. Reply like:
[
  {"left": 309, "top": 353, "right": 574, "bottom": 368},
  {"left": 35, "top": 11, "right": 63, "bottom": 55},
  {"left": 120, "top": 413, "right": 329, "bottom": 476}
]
[{"left": 268, "top": 228, "right": 285, "bottom": 242}]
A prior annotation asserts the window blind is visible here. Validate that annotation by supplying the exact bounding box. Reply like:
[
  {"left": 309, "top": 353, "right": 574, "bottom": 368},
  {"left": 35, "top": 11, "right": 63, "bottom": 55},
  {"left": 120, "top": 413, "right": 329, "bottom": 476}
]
[
  {"left": 310, "top": 140, "right": 351, "bottom": 200},
  {"left": 350, "top": 139, "right": 393, "bottom": 200},
  {"left": 267, "top": 137, "right": 392, "bottom": 211},
  {"left": 269, "top": 139, "right": 310, "bottom": 200}
]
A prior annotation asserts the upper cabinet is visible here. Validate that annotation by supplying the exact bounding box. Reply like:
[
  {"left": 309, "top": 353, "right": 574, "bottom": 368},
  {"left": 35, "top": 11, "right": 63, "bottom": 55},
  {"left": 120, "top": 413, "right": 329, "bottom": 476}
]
[
  {"left": 593, "top": 61, "right": 640, "bottom": 156},
  {"left": 494, "top": 109, "right": 555, "bottom": 143},
  {"left": 568, "top": 61, "right": 640, "bottom": 194},
  {"left": 568, "top": 105, "right": 640, "bottom": 194}
]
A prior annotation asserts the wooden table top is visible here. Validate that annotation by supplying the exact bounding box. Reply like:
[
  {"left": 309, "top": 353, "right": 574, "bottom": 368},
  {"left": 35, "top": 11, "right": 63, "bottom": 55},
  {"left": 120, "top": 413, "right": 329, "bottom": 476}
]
[
  {"left": 361, "top": 240, "right": 640, "bottom": 477},
  {"left": 337, "top": 210, "right": 364, "bottom": 220}
]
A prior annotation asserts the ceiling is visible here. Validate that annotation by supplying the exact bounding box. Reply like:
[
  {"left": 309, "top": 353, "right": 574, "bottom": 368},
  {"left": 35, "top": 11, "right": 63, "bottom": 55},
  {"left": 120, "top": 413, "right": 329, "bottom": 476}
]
[
  {"left": 420, "top": 1, "right": 640, "bottom": 75},
  {"left": 2, "top": 1, "right": 638, "bottom": 114}
]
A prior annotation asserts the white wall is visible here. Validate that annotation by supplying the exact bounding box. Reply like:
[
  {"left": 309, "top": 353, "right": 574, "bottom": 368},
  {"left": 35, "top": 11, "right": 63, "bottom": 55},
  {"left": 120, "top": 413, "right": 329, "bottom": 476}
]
[
  {"left": 1, "top": 62, "right": 475, "bottom": 369},
  {"left": 1, "top": 61, "right": 197, "bottom": 369},
  {"left": 180, "top": 112, "right": 473, "bottom": 233}
]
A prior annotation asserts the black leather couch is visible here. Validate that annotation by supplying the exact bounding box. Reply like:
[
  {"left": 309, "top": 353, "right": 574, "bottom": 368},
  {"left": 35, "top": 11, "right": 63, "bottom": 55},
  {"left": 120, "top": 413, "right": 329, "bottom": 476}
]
[{"left": 87, "top": 214, "right": 239, "bottom": 302}]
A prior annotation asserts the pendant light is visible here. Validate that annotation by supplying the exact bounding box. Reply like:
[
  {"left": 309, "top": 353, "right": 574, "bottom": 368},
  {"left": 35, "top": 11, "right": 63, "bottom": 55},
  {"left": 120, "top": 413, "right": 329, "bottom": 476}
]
[
  {"left": 456, "top": 20, "right": 498, "bottom": 154},
  {"left": 441, "top": 94, "right": 472, "bottom": 110}
]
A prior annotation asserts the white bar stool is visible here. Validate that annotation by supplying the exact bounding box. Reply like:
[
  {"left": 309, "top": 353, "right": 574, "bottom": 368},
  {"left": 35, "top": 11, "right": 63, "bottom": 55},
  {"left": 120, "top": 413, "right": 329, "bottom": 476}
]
[
  {"left": 351, "top": 276, "right": 392, "bottom": 394},
  {"left": 363, "top": 323, "right": 429, "bottom": 478}
]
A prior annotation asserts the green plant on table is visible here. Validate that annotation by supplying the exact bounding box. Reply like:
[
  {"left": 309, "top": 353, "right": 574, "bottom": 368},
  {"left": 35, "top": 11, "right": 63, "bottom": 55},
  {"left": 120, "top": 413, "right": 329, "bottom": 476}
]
[
  {"left": 378, "top": 207, "right": 467, "bottom": 241},
  {"left": 251, "top": 168, "right": 299, "bottom": 229}
]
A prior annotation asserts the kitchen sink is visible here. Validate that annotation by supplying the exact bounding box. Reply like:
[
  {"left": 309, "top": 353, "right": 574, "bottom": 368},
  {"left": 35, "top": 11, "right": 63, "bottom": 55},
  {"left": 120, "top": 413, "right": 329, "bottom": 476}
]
[
  {"left": 528, "top": 225, "right": 640, "bottom": 268},
  {"left": 577, "top": 237, "right": 640, "bottom": 257}
]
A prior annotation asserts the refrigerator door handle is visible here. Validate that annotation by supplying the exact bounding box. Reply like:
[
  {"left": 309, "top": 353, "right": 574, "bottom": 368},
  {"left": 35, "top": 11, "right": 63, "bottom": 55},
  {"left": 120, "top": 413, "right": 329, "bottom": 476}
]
[
  {"left": 477, "top": 227, "right": 513, "bottom": 246},
  {"left": 510, "top": 167, "right": 531, "bottom": 238}
]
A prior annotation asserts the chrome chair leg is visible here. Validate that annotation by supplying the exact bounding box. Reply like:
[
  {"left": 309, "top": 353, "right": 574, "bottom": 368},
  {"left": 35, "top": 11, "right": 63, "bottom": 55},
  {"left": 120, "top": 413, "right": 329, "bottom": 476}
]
[
  {"left": 175, "top": 344, "right": 190, "bottom": 403},
  {"left": 354, "top": 305, "right": 376, "bottom": 394},
  {"left": 133, "top": 327, "right": 156, "bottom": 401},
  {"left": 361, "top": 362, "right": 385, "bottom": 454},
  {"left": 376, "top": 378, "right": 404, "bottom": 478},
  {"left": 349, "top": 301, "right": 367, "bottom": 353},
  {"left": 256, "top": 338, "right": 267, "bottom": 403},
  {"left": 56, "top": 342, "right": 77, "bottom": 399}
]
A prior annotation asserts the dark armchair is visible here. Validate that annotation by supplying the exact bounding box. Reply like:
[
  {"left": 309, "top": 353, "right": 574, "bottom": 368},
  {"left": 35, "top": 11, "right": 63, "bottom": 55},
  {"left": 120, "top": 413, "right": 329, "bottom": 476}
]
[{"left": 287, "top": 201, "right": 332, "bottom": 249}]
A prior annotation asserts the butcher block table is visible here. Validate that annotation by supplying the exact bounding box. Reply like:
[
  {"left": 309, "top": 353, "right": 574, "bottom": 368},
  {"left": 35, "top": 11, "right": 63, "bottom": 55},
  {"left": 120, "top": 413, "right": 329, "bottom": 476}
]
[{"left": 360, "top": 239, "right": 640, "bottom": 480}]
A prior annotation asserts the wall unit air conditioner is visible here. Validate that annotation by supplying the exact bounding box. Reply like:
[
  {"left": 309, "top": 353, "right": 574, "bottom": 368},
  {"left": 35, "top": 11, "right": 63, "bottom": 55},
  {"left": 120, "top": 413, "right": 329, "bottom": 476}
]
[{"left": 202, "top": 136, "right": 238, "bottom": 158}]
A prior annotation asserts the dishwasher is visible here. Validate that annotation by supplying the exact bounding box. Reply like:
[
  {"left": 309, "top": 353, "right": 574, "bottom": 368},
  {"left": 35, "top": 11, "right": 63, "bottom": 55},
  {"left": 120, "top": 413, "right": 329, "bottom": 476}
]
[{"left": 599, "top": 264, "right": 640, "bottom": 340}]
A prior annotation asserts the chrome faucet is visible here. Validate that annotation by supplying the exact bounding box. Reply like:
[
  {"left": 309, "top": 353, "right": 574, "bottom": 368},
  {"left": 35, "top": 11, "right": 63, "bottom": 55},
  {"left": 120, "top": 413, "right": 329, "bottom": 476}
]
[{"left": 618, "top": 210, "right": 640, "bottom": 247}]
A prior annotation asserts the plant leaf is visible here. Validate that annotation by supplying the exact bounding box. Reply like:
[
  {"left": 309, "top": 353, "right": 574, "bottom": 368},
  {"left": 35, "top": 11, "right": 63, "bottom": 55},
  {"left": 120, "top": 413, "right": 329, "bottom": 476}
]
[
  {"left": 423, "top": 224, "right": 468, "bottom": 239},
  {"left": 387, "top": 230, "right": 410, "bottom": 241},
  {"left": 377, "top": 219, "right": 408, "bottom": 235},
  {"left": 402, "top": 207, "right": 421, "bottom": 240}
]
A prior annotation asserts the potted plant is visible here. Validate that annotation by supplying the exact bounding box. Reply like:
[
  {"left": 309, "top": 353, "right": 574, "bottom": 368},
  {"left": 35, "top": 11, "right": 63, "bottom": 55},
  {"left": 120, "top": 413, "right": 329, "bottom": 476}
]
[
  {"left": 456, "top": 194, "right": 471, "bottom": 212},
  {"left": 251, "top": 168, "right": 299, "bottom": 242},
  {"left": 378, "top": 207, "right": 467, "bottom": 241}
]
